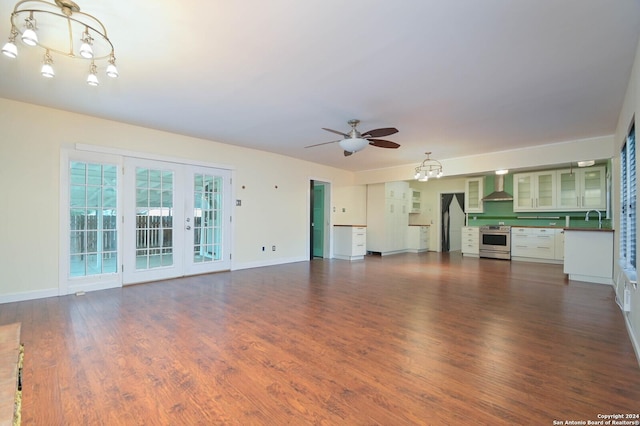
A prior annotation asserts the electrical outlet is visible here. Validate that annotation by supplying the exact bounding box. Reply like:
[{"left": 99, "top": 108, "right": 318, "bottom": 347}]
[{"left": 272, "top": 245, "right": 276, "bottom": 251}]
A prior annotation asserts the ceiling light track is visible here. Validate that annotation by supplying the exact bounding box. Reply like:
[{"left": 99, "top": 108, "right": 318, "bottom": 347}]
[{"left": 2, "top": 0, "right": 118, "bottom": 85}]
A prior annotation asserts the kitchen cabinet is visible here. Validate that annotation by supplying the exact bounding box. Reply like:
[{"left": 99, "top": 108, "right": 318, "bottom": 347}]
[
  {"left": 333, "top": 226, "right": 367, "bottom": 261},
  {"left": 366, "top": 182, "right": 409, "bottom": 255},
  {"left": 409, "top": 190, "right": 422, "bottom": 213},
  {"left": 511, "top": 227, "right": 563, "bottom": 263},
  {"left": 461, "top": 226, "right": 479, "bottom": 256},
  {"left": 513, "top": 171, "right": 556, "bottom": 211},
  {"left": 563, "top": 229, "right": 613, "bottom": 284},
  {"left": 556, "top": 166, "right": 606, "bottom": 210},
  {"left": 465, "top": 177, "right": 484, "bottom": 213},
  {"left": 407, "top": 225, "right": 430, "bottom": 252}
]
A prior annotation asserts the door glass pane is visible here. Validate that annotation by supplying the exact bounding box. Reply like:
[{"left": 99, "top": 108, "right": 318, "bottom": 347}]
[
  {"left": 69, "top": 161, "right": 118, "bottom": 277},
  {"left": 135, "top": 167, "right": 174, "bottom": 270},
  {"left": 193, "top": 173, "right": 223, "bottom": 263}
]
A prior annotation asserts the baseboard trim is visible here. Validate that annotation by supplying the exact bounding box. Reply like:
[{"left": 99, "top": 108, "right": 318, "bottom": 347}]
[
  {"left": 232, "top": 256, "right": 308, "bottom": 271},
  {"left": 622, "top": 312, "right": 640, "bottom": 368},
  {"left": 0, "top": 288, "right": 59, "bottom": 305}
]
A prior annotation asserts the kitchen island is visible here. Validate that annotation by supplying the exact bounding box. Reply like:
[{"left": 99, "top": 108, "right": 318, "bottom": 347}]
[{"left": 563, "top": 228, "right": 614, "bottom": 284}]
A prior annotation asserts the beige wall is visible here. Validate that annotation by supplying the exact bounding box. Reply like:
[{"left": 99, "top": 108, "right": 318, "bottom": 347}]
[
  {"left": 0, "top": 98, "right": 354, "bottom": 300},
  {"left": 332, "top": 186, "right": 367, "bottom": 225}
]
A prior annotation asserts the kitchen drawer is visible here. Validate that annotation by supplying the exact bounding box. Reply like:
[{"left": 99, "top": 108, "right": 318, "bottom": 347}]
[
  {"left": 461, "top": 226, "right": 479, "bottom": 255},
  {"left": 511, "top": 227, "right": 560, "bottom": 262},
  {"left": 334, "top": 226, "right": 367, "bottom": 260}
]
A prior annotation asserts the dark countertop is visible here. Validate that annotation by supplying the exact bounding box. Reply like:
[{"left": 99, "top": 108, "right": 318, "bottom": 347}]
[
  {"left": 334, "top": 224, "right": 366, "bottom": 227},
  {"left": 510, "top": 225, "right": 614, "bottom": 232},
  {"left": 563, "top": 227, "right": 614, "bottom": 232}
]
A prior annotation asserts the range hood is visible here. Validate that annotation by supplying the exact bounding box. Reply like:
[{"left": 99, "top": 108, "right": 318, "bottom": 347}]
[{"left": 482, "top": 174, "right": 513, "bottom": 201}]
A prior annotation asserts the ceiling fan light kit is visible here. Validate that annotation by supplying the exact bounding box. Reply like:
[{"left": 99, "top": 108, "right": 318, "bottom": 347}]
[
  {"left": 2, "top": 0, "right": 119, "bottom": 85},
  {"left": 414, "top": 152, "right": 443, "bottom": 182},
  {"left": 339, "top": 137, "right": 369, "bottom": 153},
  {"left": 306, "top": 119, "right": 400, "bottom": 156}
]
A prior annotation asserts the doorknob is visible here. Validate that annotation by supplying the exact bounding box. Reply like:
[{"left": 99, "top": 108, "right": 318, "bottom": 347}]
[{"left": 186, "top": 225, "right": 192, "bottom": 230}]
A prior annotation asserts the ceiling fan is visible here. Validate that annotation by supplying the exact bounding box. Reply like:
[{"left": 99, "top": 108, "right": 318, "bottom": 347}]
[{"left": 305, "top": 119, "right": 400, "bottom": 156}]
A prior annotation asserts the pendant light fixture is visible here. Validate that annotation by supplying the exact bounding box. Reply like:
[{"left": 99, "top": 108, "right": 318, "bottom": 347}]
[
  {"left": 414, "top": 152, "right": 444, "bottom": 182},
  {"left": 1, "top": 0, "right": 119, "bottom": 85}
]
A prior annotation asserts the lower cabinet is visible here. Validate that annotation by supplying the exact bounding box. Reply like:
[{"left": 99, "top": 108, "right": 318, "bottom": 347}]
[
  {"left": 511, "top": 227, "right": 563, "bottom": 263},
  {"left": 407, "top": 225, "right": 430, "bottom": 252},
  {"left": 461, "top": 226, "right": 479, "bottom": 256},
  {"left": 333, "top": 226, "right": 367, "bottom": 261}
]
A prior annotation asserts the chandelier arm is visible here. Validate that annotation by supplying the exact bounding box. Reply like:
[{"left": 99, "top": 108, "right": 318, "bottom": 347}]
[{"left": 10, "top": 2, "right": 114, "bottom": 60}]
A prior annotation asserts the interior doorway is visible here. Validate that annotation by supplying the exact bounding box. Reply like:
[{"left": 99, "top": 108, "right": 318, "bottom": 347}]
[
  {"left": 441, "top": 192, "right": 465, "bottom": 252},
  {"left": 310, "top": 180, "right": 331, "bottom": 259}
]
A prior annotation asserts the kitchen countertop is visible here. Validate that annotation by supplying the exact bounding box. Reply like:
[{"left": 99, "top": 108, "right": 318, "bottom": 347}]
[
  {"left": 564, "top": 227, "right": 614, "bottom": 232},
  {"left": 502, "top": 225, "right": 614, "bottom": 231}
]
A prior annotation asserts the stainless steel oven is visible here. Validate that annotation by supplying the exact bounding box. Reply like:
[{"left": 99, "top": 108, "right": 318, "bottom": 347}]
[{"left": 479, "top": 225, "right": 511, "bottom": 260}]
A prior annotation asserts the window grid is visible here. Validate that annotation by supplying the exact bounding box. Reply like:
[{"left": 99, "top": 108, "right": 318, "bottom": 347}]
[{"left": 69, "top": 161, "right": 118, "bottom": 277}]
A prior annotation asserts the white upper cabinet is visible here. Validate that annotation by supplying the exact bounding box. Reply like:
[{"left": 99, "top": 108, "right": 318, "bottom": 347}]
[
  {"left": 513, "top": 171, "right": 556, "bottom": 211},
  {"left": 465, "top": 177, "right": 484, "bottom": 213},
  {"left": 514, "top": 166, "right": 606, "bottom": 212},
  {"left": 556, "top": 166, "right": 606, "bottom": 210},
  {"left": 410, "top": 189, "right": 421, "bottom": 213}
]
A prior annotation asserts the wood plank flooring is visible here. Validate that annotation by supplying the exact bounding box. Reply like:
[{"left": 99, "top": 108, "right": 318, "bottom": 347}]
[{"left": 1, "top": 252, "right": 639, "bottom": 425}]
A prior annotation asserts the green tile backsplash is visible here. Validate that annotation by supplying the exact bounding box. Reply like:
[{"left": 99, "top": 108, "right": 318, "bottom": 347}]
[{"left": 467, "top": 174, "right": 611, "bottom": 229}]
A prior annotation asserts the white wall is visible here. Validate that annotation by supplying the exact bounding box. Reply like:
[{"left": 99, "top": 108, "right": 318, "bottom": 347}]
[
  {"left": 612, "top": 35, "right": 640, "bottom": 358},
  {"left": 353, "top": 135, "right": 615, "bottom": 185},
  {"left": 0, "top": 98, "right": 355, "bottom": 301}
]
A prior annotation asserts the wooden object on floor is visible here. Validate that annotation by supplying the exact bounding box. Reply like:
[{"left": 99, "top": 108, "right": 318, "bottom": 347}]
[
  {"left": 0, "top": 322, "right": 21, "bottom": 426},
  {"left": 1, "top": 253, "right": 640, "bottom": 424}
]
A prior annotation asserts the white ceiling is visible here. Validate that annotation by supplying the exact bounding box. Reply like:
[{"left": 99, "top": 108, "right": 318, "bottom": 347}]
[{"left": 1, "top": 0, "right": 639, "bottom": 172}]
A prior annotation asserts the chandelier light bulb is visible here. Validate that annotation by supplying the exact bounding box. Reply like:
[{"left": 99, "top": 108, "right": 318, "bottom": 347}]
[
  {"left": 106, "top": 54, "right": 118, "bottom": 78},
  {"left": 79, "top": 28, "right": 94, "bottom": 59},
  {"left": 87, "top": 61, "right": 99, "bottom": 86},
  {"left": 2, "top": 41, "right": 17, "bottom": 58},
  {"left": 21, "top": 14, "right": 37, "bottom": 46},
  {"left": 40, "top": 49, "right": 54, "bottom": 77},
  {"left": 21, "top": 28, "right": 37, "bottom": 46},
  {"left": 2, "top": 27, "right": 18, "bottom": 58}
]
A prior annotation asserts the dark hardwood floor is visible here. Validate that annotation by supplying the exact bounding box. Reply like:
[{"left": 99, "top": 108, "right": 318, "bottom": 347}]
[{"left": 1, "top": 252, "right": 639, "bottom": 425}]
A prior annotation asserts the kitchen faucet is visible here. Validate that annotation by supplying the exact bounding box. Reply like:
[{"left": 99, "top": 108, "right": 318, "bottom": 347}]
[{"left": 585, "top": 209, "right": 602, "bottom": 229}]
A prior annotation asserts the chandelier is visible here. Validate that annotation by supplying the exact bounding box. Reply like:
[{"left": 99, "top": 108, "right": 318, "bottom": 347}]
[
  {"left": 414, "top": 152, "right": 443, "bottom": 182},
  {"left": 2, "top": 0, "right": 118, "bottom": 86}
]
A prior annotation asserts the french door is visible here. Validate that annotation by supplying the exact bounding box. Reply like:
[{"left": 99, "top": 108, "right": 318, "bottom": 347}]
[{"left": 123, "top": 158, "right": 231, "bottom": 284}]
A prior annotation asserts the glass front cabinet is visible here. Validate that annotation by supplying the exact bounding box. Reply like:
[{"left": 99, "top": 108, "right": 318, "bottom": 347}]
[
  {"left": 556, "top": 166, "right": 606, "bottom": 210},
  {"left": 513, "top": 171, "right": 556, "bottom": 211}
]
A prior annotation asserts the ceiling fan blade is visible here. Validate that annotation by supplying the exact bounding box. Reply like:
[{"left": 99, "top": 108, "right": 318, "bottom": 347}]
[
  {"left": 304, "top": 139, "right": 340, "bottom": 148},
  {"left": 361, "top": 127, "right": 398, "bottom": 138},
  {"left": 322, "top": 127, "right": 350, "bottom": 137},
  {"left": 368, "top": 139, "right": 400, "bottom": 149},
  {"left": 344, "top": 150, "right": 353, "bottom": 157}
]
